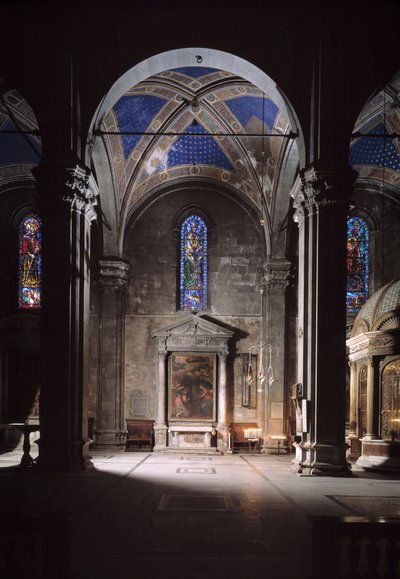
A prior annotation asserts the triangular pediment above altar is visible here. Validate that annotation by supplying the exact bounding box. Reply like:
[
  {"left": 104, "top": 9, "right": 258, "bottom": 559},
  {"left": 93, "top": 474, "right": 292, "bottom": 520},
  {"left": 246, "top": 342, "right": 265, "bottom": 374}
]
[{"left": 152, "top": 314, "right": 233, "bottom": 339}]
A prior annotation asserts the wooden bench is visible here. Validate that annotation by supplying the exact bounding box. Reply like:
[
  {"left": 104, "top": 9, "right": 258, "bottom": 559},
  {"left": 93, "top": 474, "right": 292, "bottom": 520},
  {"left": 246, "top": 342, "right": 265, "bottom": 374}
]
[
  {"left": 125, "top": 420, "right": 154, "bottom": 450},
  {"left": 231, "top": 422, "right": 259, "bottom": 452}
]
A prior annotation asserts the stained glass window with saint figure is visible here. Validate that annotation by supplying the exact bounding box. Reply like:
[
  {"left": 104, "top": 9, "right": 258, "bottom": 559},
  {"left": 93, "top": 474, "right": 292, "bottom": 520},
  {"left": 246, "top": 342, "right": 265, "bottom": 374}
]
[
  {"left": 180, "top": 215, "right": 207, "bottom": 311},
  {"left": 346, "top": 216, "right": 369, "bottom": 314},
  {"left": 18, "top": 214, "right": 42, "bottom": 309}
]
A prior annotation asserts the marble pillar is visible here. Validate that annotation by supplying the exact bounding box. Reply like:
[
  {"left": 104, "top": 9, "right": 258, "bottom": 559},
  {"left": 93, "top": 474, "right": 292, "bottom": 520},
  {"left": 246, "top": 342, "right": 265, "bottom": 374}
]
[
  {"left": 153, "top": 349, "right": 168, "bottom": 450},
  {"left": 347, "top": 361, "right": 361, "bottom": 461},
  {"left": 33, "top": 161, "right": 98, "bottom": 471},
  {"left": 94, "top": 258, "right": 130, "bottom": 449},
  {"left": 217, "top": 350, "right": 229, "bottom": 452},
  {"left": 365, "top": 356, "right": 378, "bottom": 440}
]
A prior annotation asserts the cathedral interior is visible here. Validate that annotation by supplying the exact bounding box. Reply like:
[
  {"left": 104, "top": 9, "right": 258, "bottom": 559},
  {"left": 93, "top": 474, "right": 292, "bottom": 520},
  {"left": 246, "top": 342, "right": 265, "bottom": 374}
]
[{"left": 0, "top": 1, "right": 400, "bottom": 578}]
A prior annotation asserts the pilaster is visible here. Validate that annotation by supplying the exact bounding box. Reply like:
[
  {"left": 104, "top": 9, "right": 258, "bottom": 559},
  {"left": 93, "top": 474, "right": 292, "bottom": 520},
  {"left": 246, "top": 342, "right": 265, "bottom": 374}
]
[
  {"left": 33, "top": 161, "right": 98, "bottom": 471},
  {"left": 153, "top": 349, "right": 168, "bottom": 450},
  {"left": 94, "top": 258, "right": 130, "bottom": 449},
  {"left": 261, "top": 259, "right": 291, "bottom": 453}
]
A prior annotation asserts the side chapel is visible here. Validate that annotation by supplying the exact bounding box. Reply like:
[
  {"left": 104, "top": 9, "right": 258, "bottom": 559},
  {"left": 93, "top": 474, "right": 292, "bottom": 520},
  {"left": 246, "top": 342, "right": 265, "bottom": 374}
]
[{"left": 0, "top": 2, "right": 399, "bottom": 475}]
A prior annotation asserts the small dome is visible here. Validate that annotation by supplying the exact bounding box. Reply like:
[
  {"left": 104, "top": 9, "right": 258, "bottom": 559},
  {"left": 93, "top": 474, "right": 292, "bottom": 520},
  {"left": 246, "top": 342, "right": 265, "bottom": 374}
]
[{"left": 351, "top": 278, "right": 400, "bottom": 336}]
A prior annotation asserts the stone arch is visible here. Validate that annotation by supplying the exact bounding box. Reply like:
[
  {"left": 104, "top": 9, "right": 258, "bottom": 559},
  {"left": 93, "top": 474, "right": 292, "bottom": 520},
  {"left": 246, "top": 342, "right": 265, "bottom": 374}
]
[{"left": 86, "top": 48, "right": 305, "bottom": 257}]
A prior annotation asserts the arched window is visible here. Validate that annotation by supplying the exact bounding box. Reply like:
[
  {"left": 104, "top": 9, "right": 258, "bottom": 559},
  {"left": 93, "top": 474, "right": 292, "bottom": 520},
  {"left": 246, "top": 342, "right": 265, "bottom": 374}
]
[
  {"left": 18, "top": 214, "right": 42, "bottom": 309},
  {"left": 346, "top": 216, "right": 369, "bottom": 314},
  {"left": 381, "top": 360, "right": 400, "bottom": 441},
  {"left": 180, "top": 214, "right": 207, "bottom": 311}
]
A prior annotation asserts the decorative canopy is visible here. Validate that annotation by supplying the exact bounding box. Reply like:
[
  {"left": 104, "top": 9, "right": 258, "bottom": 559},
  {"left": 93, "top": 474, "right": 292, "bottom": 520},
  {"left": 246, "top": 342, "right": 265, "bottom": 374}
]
[{"left": 351, "top": 278, "right": 400, "bottom": 336}]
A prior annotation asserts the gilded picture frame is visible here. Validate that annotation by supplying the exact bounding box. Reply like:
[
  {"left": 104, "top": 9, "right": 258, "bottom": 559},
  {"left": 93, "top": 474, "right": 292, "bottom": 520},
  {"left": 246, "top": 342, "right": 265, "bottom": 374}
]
[{"left": 169, "top": 352, "right": 216, "bottom": 421}]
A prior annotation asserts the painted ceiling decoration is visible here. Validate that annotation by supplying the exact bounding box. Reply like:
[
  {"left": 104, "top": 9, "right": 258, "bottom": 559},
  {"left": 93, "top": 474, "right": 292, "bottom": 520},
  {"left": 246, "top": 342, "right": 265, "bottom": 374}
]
[
  {"left": 101, "top": 67, "right": 291, "bottom": 214},
  {"left": 350, "top": 71, "right": 400, "bottom": 190}
]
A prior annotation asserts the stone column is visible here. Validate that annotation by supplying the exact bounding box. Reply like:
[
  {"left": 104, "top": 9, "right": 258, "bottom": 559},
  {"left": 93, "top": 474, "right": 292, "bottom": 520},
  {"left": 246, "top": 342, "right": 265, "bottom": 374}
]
[
  {"left": 33, "top": 161, "right": 98, "bottom": 471},
  {"left": 291, "top": 164, "right": 351, "bottom": 475},
  {"left": 217, "top": 350, "right": 229, "bottom": 452},
  {"left": 261, "top": 259, "right": 291, "bottom": 453},
  {"left": 153, "top": 349, "right": 168, "bottom": 450},
  {"left": 347, "top": 361, "right": 360, "bottom": 461},
  {"left": 94, "top": 258, "right": 129, "bottom": 449},
  {"left": 365, "top": 356, "right": 378, "bottom": 439}
]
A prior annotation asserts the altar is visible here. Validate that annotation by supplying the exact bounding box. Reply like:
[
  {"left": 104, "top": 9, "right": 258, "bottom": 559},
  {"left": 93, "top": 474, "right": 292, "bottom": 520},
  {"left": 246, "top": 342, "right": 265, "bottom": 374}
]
[
  {"left": 152, "top": 313, "right": 233, "bottom": 453},
  {"left": 168, "top": 424, "right": 216, "bottom": 449}
]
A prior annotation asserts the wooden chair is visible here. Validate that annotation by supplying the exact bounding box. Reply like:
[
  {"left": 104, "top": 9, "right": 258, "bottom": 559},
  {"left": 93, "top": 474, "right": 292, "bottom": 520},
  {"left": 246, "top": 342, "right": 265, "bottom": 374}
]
[{"left": 125, "top": 419, "right": 154, "bottom": 450}]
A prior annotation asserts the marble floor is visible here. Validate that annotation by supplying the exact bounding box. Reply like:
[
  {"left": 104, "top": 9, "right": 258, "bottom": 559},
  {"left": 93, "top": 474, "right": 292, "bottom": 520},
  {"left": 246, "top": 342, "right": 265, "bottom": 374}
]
[{"left": 0, "top": 447, "right": 399, "bottom": 579}]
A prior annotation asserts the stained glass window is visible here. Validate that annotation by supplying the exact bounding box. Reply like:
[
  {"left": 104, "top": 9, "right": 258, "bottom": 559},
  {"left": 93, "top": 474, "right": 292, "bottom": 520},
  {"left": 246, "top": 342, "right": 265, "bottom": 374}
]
[
  {"left": 180, "top": 215, "right": 207, "bottom": 311},
  {"left": 18, "top": 214, "right": 42, "bottom": 309},
  {"left": 346, "top": 216, "right": 369, "bottom": 314}
]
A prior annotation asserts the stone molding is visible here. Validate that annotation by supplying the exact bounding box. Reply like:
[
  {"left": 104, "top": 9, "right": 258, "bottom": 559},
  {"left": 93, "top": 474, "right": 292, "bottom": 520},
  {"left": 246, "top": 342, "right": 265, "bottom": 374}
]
[
  {"left": 153, "top": 313, "right": 233, "bottom": 354},
  {"left": 262, "top": 259, "right": 291, "bottom": 290},
  {"left": 0, "top": 163, "right": 35, "bottom": 187},
  {"left": 98, "top": 259, "right": 130, "bottom": 289},
  {"left": 166, "top": 335, "right": 229, "bottom": 351},
  {"left": 347, "top": 329, "right": 398, "bottom": 360}
]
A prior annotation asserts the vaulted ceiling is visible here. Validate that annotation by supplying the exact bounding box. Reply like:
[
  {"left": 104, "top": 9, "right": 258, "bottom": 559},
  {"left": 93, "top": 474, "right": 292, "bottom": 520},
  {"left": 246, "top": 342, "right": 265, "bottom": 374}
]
[
  {"left": 350, "top": 72, "right": 400, "bottom": 190},
  {"left": 100, "top": 66, "right": 291, "bottom": 216},
  {"left": 1, "top": 70, "right": 400, "bottom": 209}
]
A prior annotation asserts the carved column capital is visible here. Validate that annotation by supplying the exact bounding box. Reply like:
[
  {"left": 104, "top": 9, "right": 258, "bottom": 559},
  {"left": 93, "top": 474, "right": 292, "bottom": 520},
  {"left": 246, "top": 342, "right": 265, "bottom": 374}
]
[
  {"left": 98, "top": 258, "right": 130, "bottom": 290},
  {"left": 63, "top": 165, "right": 99, "bottom": 221},
  {"left": 262, "top": 259, "right": 292, "bottom": 290},
  {"left": 291, "top": 164, "right": 351, "bottom": 226},
  {"left": 33, "top": 161, "right": 99, "bottom": 222},
  {"left": 158, "top": 349, "right": 168, "bottom": 360},
  {"left": 218, "top": 350, "right": 228, "bottom": 362}
]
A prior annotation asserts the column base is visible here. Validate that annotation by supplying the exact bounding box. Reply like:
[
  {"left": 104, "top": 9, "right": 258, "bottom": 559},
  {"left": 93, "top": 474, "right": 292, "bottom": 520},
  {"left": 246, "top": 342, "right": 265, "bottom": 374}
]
[
  {"left": 153, "top": 424, "right": 168, "bottom": 450},
  {"left": 309, "top": 442, "right": 351, "bottom": 476},
  {"left": 346, "top": 433, "right": 361, "bottom": 462},
  {"left": 356, "top": 439, "right": 400, "bottom": 472},
  {"left": 93, "top": 429, "right": 126, "bottom": 451},
  {"left": 290, "top": 442, "right": 312, "bottom": 474},
  {"left": 291, "top": 442, "right": 351, "bottom": 476},
  {"left": 217, "top": 424, "right": 229, "bottom": 454},
  {"left": 35, "top": 439, "right": 94, "bottom": 472}
]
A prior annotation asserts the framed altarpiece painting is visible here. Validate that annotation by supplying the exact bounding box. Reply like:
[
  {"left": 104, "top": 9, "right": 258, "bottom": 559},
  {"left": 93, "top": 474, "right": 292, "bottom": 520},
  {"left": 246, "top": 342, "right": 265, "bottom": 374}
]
[{"left": 169, "top": 353, "right": 216, "bottom": 422}]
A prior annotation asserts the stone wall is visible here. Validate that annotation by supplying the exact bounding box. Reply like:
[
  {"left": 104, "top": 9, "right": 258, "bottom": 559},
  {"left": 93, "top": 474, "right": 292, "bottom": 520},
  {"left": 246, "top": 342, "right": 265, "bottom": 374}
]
[{"left": 123, "top": 187, "right": 264, "bottom": 422}]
